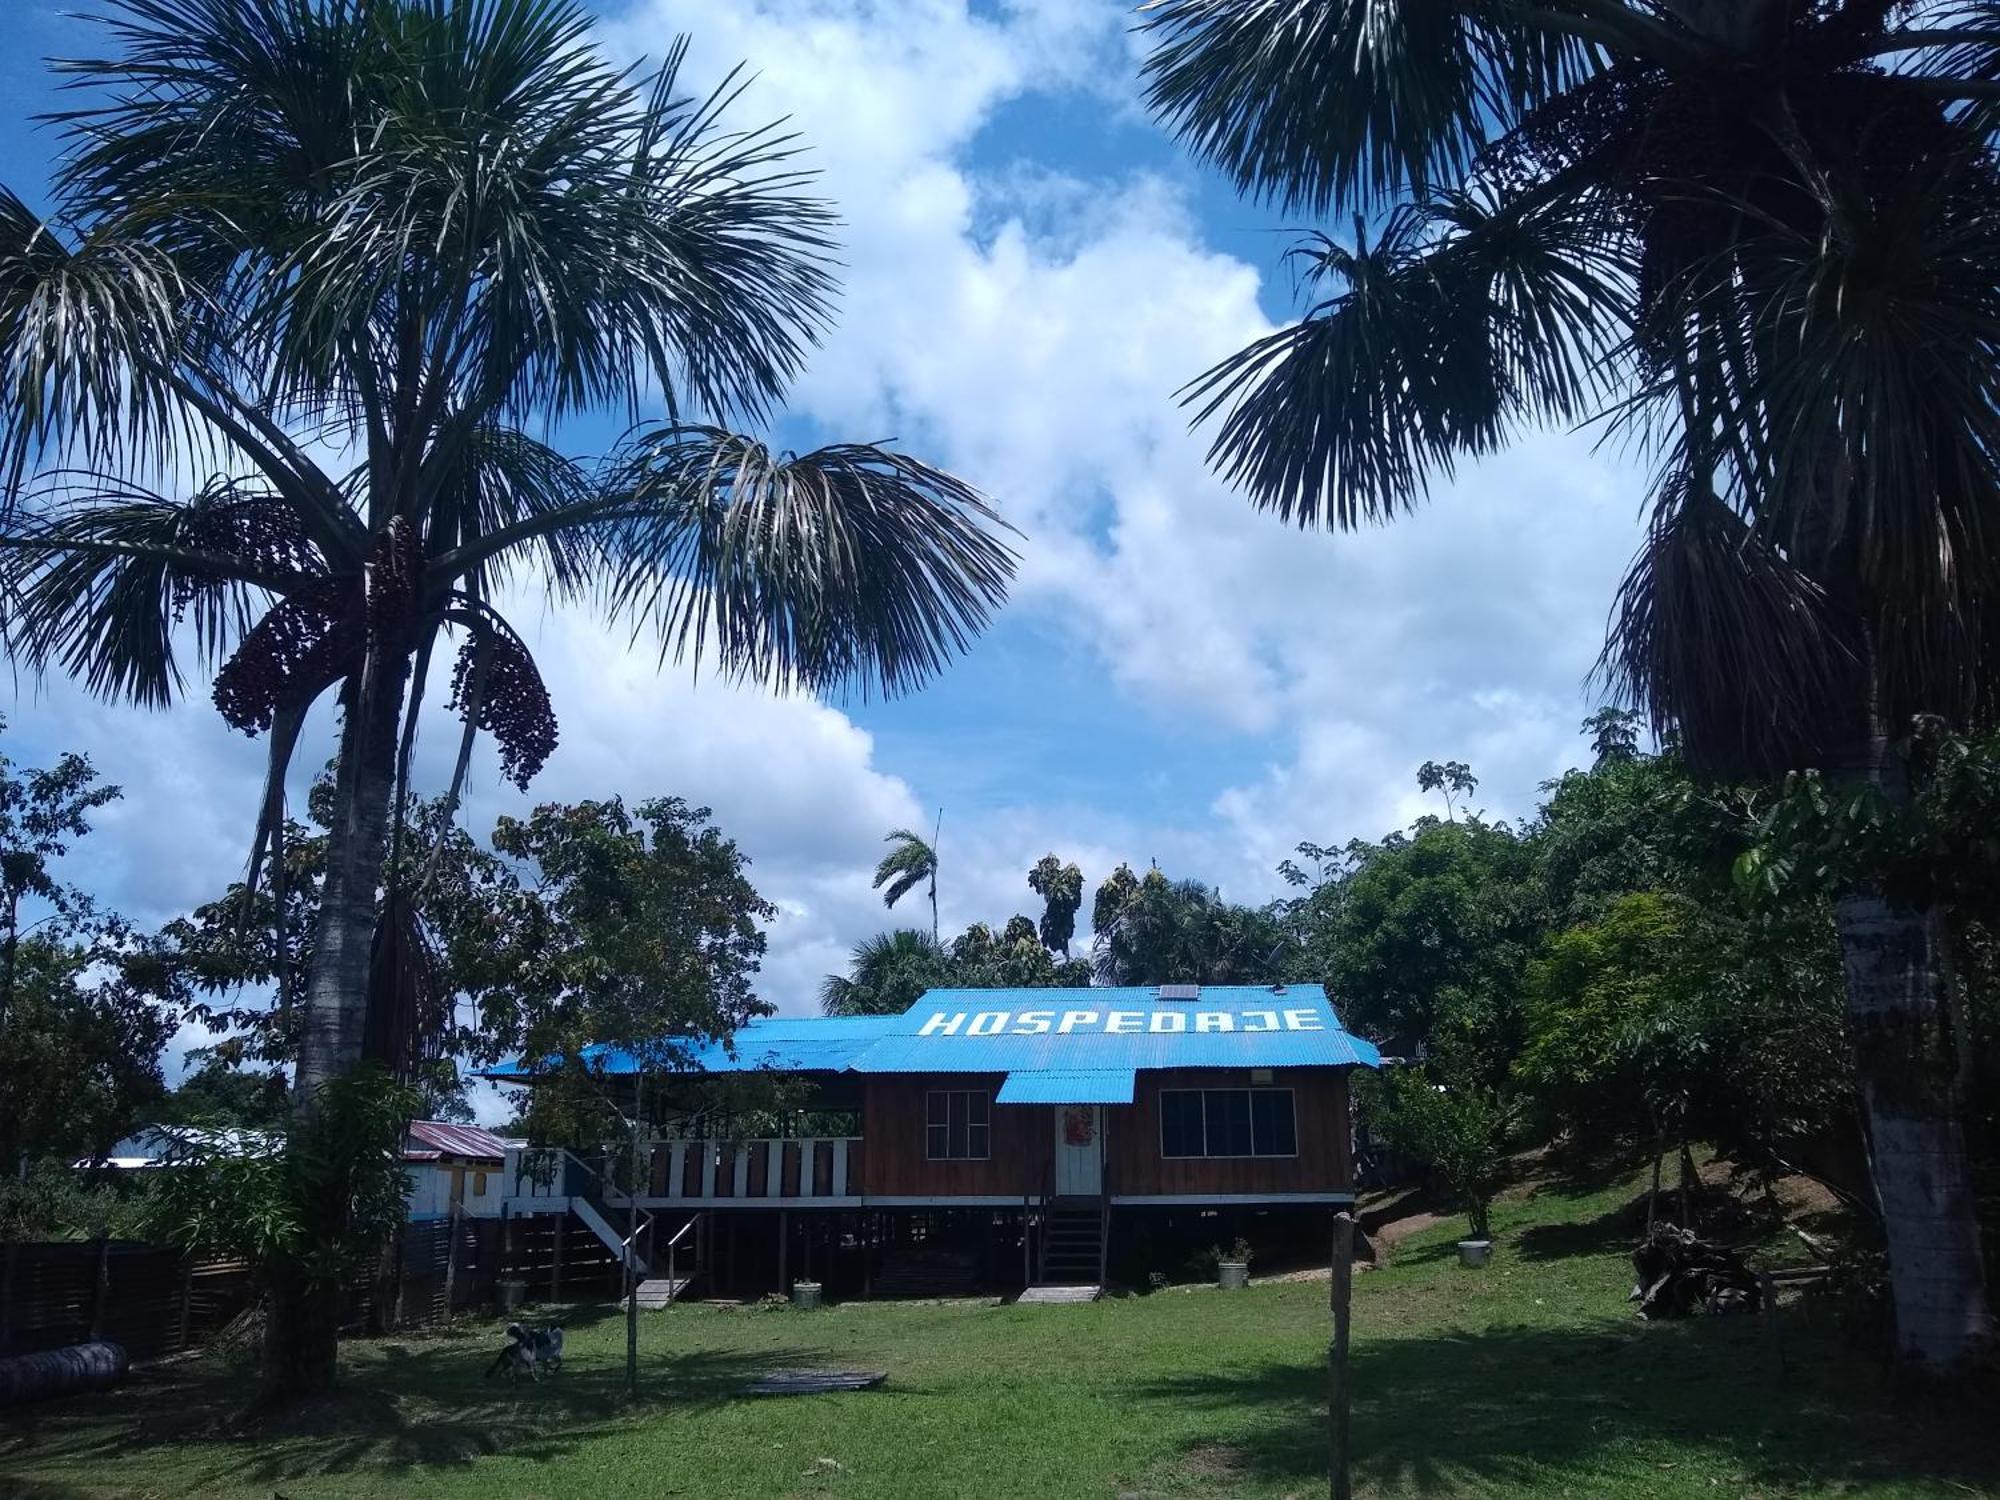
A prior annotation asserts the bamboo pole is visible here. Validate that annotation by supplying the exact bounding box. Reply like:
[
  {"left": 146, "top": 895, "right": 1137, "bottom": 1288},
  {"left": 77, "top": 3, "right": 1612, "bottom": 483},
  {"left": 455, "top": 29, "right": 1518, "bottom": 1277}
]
[{"left": 1329, "top": 1209, "right": 1356, "bottom": 1500}]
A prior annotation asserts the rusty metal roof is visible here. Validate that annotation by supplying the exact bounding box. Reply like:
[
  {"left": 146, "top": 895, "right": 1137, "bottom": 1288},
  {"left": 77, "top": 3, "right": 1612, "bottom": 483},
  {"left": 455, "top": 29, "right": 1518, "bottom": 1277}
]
[{"left": 405, "top": 1120, "right": 507, "bottom": 1161}]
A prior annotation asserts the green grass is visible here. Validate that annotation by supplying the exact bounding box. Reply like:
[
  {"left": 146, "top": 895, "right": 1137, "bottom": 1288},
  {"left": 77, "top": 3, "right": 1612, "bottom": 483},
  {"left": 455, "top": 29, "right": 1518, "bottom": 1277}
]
[{"left": 3, "top": 1171, "right": 1994, "bottom": 1500}]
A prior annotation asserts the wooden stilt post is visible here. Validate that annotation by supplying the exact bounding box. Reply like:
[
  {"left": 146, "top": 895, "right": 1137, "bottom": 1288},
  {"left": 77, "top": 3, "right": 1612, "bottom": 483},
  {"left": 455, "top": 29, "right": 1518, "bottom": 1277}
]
[
  {"left": 1329, "top": 1209, "right": 1356, "bottom": 1500},
  {"left": 778, "top": 1210, "right": 790, "bottom": 1294},
  {"left": 89, "top": 1228, "right": 111, "bottom": 1341},
  {"left": 550, "top": 1214, "right": 565, "bottom": 1304}
]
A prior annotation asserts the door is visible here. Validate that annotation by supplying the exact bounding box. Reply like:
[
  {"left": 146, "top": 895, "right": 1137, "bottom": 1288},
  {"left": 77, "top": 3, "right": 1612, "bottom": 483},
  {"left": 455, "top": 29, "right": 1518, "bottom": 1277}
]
[{"left": 1053, "top": 1106, "right": 1103, "bottom": 1197}]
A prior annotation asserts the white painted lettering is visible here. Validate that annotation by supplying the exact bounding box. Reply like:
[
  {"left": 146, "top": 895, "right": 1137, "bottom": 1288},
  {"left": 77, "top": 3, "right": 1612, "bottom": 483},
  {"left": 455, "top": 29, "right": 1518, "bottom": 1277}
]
[
  {"left": 920, "top": 1011, "right": 965, "bottom": 1037},
  {"left": 1014, "top": 1011, "right": 1053, "bottom": 1034},
  {"left": 967, "top": 1011, "right": 1008, "bottom": 1036},
  {"left": 1195, "top": 1012, "right": 1235, "bottom": 1033},
  {"left": 1243, "top": 1010, "right": 1278, "bottom": 1033},
  {"left": 1058, "top": 1009, "right": 1099, "bottom": 1033},
  {"left": 1149, "top": 1010, "right": 1186, "bottom": 1033},
  {"left": 1107, "top": 1011, "right": 1143, "bottom": 1034},
  {"left": 1284, "top": 1008, "right": 1324, "bottom": 1031}
]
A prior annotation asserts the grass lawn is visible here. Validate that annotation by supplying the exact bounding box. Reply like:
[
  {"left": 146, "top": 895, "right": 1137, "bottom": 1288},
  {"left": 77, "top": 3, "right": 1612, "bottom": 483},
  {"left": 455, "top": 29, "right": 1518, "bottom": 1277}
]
[{"left": 3, "top": 1170, "right": 1994, "bottom": 1500}]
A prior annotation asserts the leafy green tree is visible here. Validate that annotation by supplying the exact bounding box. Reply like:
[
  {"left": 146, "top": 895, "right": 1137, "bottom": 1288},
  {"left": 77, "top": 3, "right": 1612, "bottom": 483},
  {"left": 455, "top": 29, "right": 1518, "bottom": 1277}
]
[
  {"left": 1141, "top": 0, "right": 1998, "bottom": 1367},
  {"left": 874, "top": 823, "right": 942, "bottom": 943},
  {"left": 0, "top": 1, "right": 1012, "bottom": 1392},
  {"left": 1582, "top": 707, "right": 1644, "bottom": 768},
  {"left": 1312, "top": 814, "right": 1542, "bottom": 1076},
  {"left": 0, "top": 719, "right": 121, "bottom": 1025},
  {"left": 1028, "top": 854, "right": 1085, "bottom": 956},
  {"left": 819, "top": 929, "right": 951, "bottom": 1016},
  {"left": 949, "top": 918, "right": 1092, "bottom": 990},
  {"left": 1365, "top": 1067, "right": 1507, "bottom": 1242},
  {"left": 1091, "top": 864, "right": 1289, "bottom": 986},
  {"left": 1, "top": 934, "right": 176, "bottom": 1170},
  {"left": 1417, "top": 759, "right": 1478, "bottom": 821},
  {"left": 153, "top": 1057, "right": 293, "bottom": 1133}
]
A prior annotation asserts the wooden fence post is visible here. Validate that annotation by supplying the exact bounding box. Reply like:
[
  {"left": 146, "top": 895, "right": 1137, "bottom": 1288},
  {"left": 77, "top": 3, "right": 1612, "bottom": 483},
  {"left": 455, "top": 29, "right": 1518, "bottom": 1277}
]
[
  {"left": 1, "top": 1240, "right": 17, "bottom": 1351},
  {"left": 89, "top": 1230, "right": 111, "bottom": 1342},
  {"left": 1329, "top": 1209, "right": 1356, "bottom": 1500},
  {"left": 550, "top": 1215, "right": 565, "bottom": 1304},
  {"left": 177, "top": 1257, "right": 195, "bottom": 1352},
  {"left": 442, "top": 1207, "right": 462, "bottom": 1321},
  {"left": 392, "top": 1219, "right": 408, "bottom": 1329}
]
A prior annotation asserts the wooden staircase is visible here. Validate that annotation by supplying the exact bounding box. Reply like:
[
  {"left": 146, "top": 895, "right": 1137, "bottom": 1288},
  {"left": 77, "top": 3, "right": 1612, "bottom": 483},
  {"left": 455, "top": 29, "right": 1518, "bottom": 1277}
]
[
  {"left": 630, "top": 1276, "right": 695, "bottom": 1309},
  {"left": 1036, "top": 1197, "right": 1107, "bottom": 1287}
]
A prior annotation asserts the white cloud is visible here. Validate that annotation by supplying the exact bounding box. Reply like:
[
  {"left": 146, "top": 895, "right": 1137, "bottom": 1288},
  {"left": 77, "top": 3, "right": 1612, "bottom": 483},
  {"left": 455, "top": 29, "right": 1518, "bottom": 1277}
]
[{"left": 8, "top": 0, "right": 1656, "bottom": 1087}]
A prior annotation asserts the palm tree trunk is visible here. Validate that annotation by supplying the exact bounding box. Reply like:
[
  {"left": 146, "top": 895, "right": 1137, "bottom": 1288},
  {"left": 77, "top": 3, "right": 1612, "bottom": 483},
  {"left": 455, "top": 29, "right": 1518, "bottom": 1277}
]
[
  {"left": 267, "top": 646, "right": 408, "bottom": 1397},
  {"left": 1833, "top": 889, "right": 1994, "bottom": 1370}
]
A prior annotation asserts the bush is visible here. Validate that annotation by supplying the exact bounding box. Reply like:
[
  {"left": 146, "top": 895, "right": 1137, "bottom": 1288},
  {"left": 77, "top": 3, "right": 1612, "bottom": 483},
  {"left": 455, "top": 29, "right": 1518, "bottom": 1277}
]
[{"left": 1365, "top": 1069, "right": 1508, "bottom": 1240}]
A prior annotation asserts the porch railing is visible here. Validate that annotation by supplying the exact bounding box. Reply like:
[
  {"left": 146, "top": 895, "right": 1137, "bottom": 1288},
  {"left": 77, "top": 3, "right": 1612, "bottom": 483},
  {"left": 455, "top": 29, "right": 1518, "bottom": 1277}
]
[{"left": 621, "top": 1137, "right": 863, "bottom": 1204}]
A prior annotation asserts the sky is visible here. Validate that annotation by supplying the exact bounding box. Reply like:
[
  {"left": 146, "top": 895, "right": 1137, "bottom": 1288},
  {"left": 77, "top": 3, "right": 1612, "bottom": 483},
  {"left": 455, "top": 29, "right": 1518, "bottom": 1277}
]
[{"left": 0, "top": 0, "right": 1652, "bottom": 1116}]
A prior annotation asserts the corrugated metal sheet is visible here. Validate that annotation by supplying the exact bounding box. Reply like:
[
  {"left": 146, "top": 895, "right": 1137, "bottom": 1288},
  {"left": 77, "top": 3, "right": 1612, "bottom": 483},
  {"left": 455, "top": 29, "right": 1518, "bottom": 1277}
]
[
  {"left": 405, "top": 1120, "right": 508, "bottom": 1160},
  {"left": 485, "top": 986, "right": 1380, "bottom": 1083},
  {"left": 994, "top": 1069, "right": 1136, "bottom": 1104}
]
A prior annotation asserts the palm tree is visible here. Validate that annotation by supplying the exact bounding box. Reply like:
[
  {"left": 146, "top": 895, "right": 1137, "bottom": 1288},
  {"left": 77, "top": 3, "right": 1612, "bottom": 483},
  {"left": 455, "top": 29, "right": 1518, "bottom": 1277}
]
[
  {"left": 1140, "top": 0, "right": 1997, "bottom": 1368},
  {"left": 819, "top": 928, "right": 951, "bottom": 1016},
  {"left": 0, "top": 0, "right": 1013, "bottom": 1393},
  {"left": 874, "top": 819, "right": 941, "bottom": 942}
]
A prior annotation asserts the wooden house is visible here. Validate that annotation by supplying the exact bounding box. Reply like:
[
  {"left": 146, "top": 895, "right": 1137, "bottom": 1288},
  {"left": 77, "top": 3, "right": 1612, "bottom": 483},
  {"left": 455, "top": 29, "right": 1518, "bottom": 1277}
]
[{"left": 488, "top": 984, "right": 1379, "bottom": 1298}]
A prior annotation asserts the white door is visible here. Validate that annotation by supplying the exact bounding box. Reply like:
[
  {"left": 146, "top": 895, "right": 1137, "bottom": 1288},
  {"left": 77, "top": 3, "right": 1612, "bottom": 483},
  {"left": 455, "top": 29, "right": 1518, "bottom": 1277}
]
[{"left": 1052, "top": 1106, "right": 1103, "bottom": 1197}]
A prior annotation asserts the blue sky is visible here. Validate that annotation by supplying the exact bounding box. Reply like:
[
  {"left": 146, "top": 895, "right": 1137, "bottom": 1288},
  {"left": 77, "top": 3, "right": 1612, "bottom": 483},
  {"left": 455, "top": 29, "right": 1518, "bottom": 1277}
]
[{"left": 0, "top": 1, "right": 1652, "bottom": 1099}]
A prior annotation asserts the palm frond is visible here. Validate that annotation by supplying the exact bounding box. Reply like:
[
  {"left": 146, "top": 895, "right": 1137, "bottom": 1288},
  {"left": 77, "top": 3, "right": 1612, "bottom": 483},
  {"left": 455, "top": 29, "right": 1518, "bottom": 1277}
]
[
  {"left": 1599, "top": 473, "right": 1863, "bottom": 776},
  {"left": 423, "top": 425, "right": 599, "bottom": 600},
  {"left": 1185, "top": 189, "right": 1628, "bottom": 527},
  {"left": 0, "top": 475, "right": 309, "bottom": 706},
  {"left": 873, "top": 829, "right": 937, "bottom": 908},
  {"left": 1138, "top": 0, "right": 1613, "bottom": 216},
  {"left": 0, "top": 185, "right": 187, "bottom": 495},
  {"left": 599, "top": 426, "right": 1017, "bottom": 699}
]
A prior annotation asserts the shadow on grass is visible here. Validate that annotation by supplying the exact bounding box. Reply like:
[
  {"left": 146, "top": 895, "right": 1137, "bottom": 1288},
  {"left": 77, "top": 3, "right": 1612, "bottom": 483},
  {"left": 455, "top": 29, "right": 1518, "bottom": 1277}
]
[
  {"left": 1131, "top": 1312, "right": 2000, "bottom": 1497},
  {"left": 0, "top": 1325, "right": 820, "bottom": 1492}
]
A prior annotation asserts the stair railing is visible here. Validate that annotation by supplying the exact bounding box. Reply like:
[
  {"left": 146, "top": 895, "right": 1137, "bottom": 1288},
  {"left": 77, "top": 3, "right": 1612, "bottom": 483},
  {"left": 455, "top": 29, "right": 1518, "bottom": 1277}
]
[{"left": 663, "top": 1211, "right": 703, "bottom": 1307}]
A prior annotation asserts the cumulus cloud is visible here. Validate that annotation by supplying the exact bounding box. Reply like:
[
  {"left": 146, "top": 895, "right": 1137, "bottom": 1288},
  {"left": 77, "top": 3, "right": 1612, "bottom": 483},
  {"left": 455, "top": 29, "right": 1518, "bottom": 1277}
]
[{"left": 7, "top": 0, "right": 1654, "bottom": 1078}]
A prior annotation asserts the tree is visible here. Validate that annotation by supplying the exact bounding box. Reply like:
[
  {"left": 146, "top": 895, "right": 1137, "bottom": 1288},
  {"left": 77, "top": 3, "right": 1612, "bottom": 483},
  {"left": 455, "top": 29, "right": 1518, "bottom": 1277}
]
[
  {"left": 1309, "top": 811, "right": 1543, "bottom": 1074},
  {"left": 154, "top": 1057, "right": 292, "bottom": 1133},
  {"left": 1028, "top": 854, "right": 1085, "bottom": 956},
  {"left": 1417, "top": 759, "right": 1478, "bottom": 821},
  {"left": 1, "top": 1, "right": 1013, "bottom": 1393},
  {"left": 819, "top": 929, "right": 950, "bottom": 1016},
  {"left": 1582, "top": 707, "right": 1644, "bottom": 769},
  {"left": 451, "top": 794, "right": 774, "bottom": 1398},
  {"left": 1091, "top": 864, "right": 1290, "bottom": 986},
  {"left": 1364, "top": 1066, "right": 1507, "bottom": 1243},
  {"left": 0, "top": 718, "right": 120, "bottom": 1025},
  {"left": 1, "top": 934, "right": 176, "bottom": 1170},
  {"left": 1142, "top": 0, "right": 2000, "bottom": 1367},
  {"left": 874, "top": 821, "right": 942, "bottom": 943}
]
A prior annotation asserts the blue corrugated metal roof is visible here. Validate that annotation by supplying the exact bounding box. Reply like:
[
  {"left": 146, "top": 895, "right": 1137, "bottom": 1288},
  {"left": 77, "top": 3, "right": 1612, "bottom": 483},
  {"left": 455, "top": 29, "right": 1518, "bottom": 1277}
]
[
  {"left": 994, "top": 1069, "right": 1137, "bottom": 1104},
  {"left": 486, "top": 985, "right": 1380, "bottom": 1083}
]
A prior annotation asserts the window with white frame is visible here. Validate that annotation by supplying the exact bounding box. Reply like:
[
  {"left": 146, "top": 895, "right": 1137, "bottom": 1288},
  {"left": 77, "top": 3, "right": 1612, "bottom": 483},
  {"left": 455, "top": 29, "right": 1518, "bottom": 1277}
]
[
  {"left": 1159, "top": 1088, "right": 1297, "bottom": 1159},
  {"left": 926, "top": 1089, "right": 991, "bottom": 1160}
]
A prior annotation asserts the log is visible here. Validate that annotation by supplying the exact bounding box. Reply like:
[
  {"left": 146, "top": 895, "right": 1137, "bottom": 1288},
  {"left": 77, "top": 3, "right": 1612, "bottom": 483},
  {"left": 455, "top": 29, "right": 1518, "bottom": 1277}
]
[{"left": 0, "top": 1341, "right": 129, "bottom": 1407}]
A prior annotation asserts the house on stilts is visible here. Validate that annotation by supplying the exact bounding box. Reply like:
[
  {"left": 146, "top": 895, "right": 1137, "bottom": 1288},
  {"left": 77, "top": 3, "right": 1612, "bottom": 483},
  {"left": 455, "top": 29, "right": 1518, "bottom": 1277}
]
[{"left": 483, "top": 983, "right": 1381, "bottom": 1302}]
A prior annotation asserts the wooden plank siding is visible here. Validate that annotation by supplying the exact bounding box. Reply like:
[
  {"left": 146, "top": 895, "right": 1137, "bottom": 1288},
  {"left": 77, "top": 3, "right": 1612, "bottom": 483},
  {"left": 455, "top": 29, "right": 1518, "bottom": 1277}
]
[
  {"left": 859, "top": 1067, "right": 1352, "bottom": 1200},
  {"left": 1109, "top": 1068, "right": 1350, "bottom": 1197},
  {"left": 860, "top": 1074, "right": 1047, "bottom": 1198}
]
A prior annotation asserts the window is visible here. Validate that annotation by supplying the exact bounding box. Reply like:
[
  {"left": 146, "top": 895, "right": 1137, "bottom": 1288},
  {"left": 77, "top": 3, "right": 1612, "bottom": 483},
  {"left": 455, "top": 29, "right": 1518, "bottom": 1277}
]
[
  {"left": 472, "top": 1170, "right": 489, "bottom": 1196},
  {"left": 926, "top": 1090, "right": 991, "bottom": 1160},
  {"left": 1159, "top": 1088, "right": 1298, "bottom": 1159}
]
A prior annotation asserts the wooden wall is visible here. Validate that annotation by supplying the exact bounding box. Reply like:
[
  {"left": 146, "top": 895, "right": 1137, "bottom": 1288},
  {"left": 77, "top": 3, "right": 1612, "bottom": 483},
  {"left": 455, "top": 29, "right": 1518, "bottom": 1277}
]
[
  {"left": 860, "top": 1074, "right": 1046, "bottom": 1197},
  {"left": 1107, "top": 1068, "right": 1351, "bottom": 1197},
  {"left": 859, "top": 1067, "right": 1353, "bottom": 1200}
]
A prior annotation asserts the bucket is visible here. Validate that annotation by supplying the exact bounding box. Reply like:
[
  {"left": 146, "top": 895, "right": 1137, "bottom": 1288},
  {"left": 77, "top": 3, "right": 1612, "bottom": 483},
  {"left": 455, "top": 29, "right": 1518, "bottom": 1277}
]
[
  {"left": 1457, "top": 1240, "right": 1493, "bottom": 1269},
  {"left": 792, "top": 1281, "right": 823, "bottom": 1310},
  {"left": 497, "top": 1277, "right": 528, "bottom": 1312},
  {"left": 1217, "top": 1261, "right": 1250, "bottom": 1290}
]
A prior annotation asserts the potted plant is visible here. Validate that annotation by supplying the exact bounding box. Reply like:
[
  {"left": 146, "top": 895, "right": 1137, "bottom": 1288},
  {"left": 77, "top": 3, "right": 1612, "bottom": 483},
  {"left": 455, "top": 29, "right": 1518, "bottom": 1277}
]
[
  {"left": 1367, "top": 1068, "right": 1506, "bottom": 1269},
  {"left": 1217, "top": 1237, "right": 1253, "bottom": 1290}
]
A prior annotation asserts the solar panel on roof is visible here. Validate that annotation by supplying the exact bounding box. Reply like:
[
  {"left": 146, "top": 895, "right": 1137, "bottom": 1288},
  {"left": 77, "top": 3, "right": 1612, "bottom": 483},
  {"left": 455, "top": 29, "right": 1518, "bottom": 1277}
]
[{"left": 1155, "top": 983, "right": 1201, "bottom": 1001}]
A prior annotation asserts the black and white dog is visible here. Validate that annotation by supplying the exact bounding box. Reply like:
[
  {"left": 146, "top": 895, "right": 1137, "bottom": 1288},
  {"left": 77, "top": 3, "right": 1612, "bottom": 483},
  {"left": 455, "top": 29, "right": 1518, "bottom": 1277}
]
[{"left": 486, "top": 1321, "right": 564, "bottom": 1382}]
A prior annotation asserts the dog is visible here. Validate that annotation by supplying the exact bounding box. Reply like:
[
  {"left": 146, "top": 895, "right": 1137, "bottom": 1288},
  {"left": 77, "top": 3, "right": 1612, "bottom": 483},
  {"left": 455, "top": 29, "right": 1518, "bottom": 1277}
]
[{"left": 485, "top": 1321, "right": 564, "bottom": 1382}]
